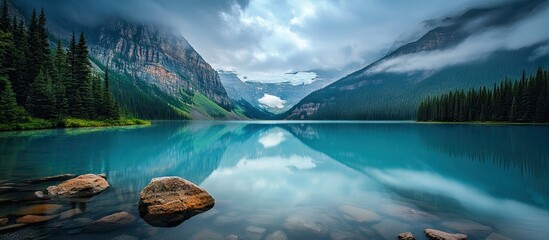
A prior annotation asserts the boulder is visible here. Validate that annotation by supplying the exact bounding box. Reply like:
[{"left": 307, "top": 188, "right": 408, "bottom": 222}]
[
  {"left": 46, "top": 174, "right": 109, "bottom": 198},
  {"left": 82, "top": 211, "right": 136, "bottom": 232},
  {"left": 11, "top": 204, "right": 63, "bottom": 216},
  {"left": 138, "top": 176, "right": 215, "bottom": 227},
  {"left": 25, "top": 174, "right": 76, "bottom": 183},
  {"left": 398, "top": 232, "right": 416, "bottom": 240},
  {"left": 424, "top": 229, "right": 468, "bottom": 240},
  {"left": 59, "top": 208, "right": 84, "bottom": 220},
  {"left": 16, "top": 214, "right": 59, "bottom": 224}
]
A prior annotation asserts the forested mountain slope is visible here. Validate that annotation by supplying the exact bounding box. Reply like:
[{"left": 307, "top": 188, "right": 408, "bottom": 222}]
[{"left": 284, "top": 0, "right": 549, "bottom": 120}]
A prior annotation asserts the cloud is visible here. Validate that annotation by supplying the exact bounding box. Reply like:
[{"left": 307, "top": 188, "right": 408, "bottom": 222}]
[
  {"left": 530, "top": 44, "right": 549, "bottom": 61},
  {"left": 258, "top": 94, "right": 286, "bottom": 109},
  {"left": 368, "top": 2, "right": 549, "bottom": 74},
  {"left": 14, "top": 0, "right": 542, "bottom": 83}
]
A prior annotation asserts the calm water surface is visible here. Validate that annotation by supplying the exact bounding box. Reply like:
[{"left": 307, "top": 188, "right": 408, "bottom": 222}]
[{"left": 0, "top": 121, "right": 548, "bottom": 240}]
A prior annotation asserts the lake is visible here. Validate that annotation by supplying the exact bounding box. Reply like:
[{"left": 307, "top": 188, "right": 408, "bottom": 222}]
[{"left": 0, "top": 121, "right": 548, "bottom": 240}]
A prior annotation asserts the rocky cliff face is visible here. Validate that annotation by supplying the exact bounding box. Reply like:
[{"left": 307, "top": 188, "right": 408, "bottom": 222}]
[{"left": 88, "top": 20, "right": 232, "bottom": 109}]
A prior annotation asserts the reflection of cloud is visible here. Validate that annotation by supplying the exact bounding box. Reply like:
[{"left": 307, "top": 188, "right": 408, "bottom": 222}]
[
  {"left": 258, "top": 94, "right": 286, "bottom": 109},
  {"left": 216, "top": 156, "right": 316, "bottom": 175},
  {"left": 258, "top": 130, "right": 286, "bottom": 148},
  {"left": 368, "top": 4, "right": 549, "bottom": 74},
  {"left": 368, "top": 168, "right": 549, "bottom": 239}
]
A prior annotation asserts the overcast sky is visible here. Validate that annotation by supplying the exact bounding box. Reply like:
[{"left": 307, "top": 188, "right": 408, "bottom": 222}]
[{"left": 16, "top": 0, "right": 544, "bottom": 83}]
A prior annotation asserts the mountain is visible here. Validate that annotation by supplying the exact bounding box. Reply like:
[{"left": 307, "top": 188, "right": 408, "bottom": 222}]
[
  {"left": 11, "top": 1, "right": 242, "bottom": 120},
  {"left": 218, "top": 70, "right": 337, "bottom": 114},
  {"left": 283, "top": 0, "right": 549, "bottom": 120}
]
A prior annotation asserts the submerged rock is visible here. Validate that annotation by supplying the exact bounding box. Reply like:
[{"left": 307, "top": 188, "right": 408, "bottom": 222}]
[
  {"left": 0, "top": 223, "right": 26, "bottom": 233},
  {"left": 25, "top": 174, "right": 76, "bottom": 183},
  {"left": 46, "top": 174, "right": 109, "bottom": 198},
  {"left": 372, "top": 219, "right": 412, "bottom": 240},
  {"left": 485, "top": 233, "right": 512, "bottom": 240},
  {"left": 11, "top": 204, "right": 63, "bottom": 216},
  {"left": 424, "top": 228, "right": 468, "bottom": 240},
  {"left": 138, "top": 176, "right": 215, "bottom": 227},
  {"left": 398, "top": 232, "right": 416, "bottom": 240},
  {"left": 61, "top": 217, "right": 94, "bottom": 229},
  {"left": 16, "top": 214, "right": 59, "bottom": 224},
  {"left": 191, "top": 229, "right": 224, "bottom": 240},
  {"left": 338, "top": 205, "right": 380, "bottom": 223},
  {"left": 0, "top": 186, "right": 17, "bottom": 194},
  {"left": 59, "top": 208, "right": 84, "bottom": 220},
  {"left": 265, "top": 231, "right": 288, "bottom": 240},
  {"left": 225, "top": 234, "right": 239, "bottom": 240},
  {"left": 246, "top": 226, "right": 266, "bottom": 240},
  {"left": 109, "top": 234, "right": 139, "bottom": 240},
  {"left": 283, "top": 213, "right": 328, "bottom": 237},
  {"left": 0, "top": 218, "right": 8, "bottom": 225},
  {"left": 440, "top": 220, "right": 491, "bottom": 237},
  {"left": 82, "top": 211, "right": 136, "bottom": 232}
]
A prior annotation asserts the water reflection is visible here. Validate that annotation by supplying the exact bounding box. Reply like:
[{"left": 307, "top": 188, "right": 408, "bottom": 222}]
[{"left": 0, "top": 121, "right": 548, "bottom": 239}]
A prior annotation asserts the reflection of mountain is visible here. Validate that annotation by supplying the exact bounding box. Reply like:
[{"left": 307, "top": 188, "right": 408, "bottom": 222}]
[{"left": 284, "top": 123, "right": 549, "bottom": 208}]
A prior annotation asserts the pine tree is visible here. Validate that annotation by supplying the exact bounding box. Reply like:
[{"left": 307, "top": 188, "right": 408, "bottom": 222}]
[
  {"left": 0, "top": 75, "right": 26, "bottom": 123},
  {"left": 103, "top": 64, "right": 120, "bottom": 119},
  {"left": 534, "top": 91, "right": 546, "bottom": 122},
  {"left": 509, "top": 96, "right": 518, "bottom": 122},
  {"left": 75, "top": 32, "right": 93, "bottom": 118},
  {"left": 28, "top": 70, "right": 56, "bottom": 119},
  {"left": 53, "top": 40, "right": 68, "bottom": 117},
  {"left": 0, "top": 0, "right": 9, "bottom": 32}
]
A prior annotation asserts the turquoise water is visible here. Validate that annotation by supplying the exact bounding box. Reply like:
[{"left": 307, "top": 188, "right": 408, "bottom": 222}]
[{"left": 0, "top": 121, "right": 548, "bottom": 240}]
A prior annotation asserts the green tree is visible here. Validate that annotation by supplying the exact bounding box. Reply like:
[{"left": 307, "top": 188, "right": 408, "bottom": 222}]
[
  {"left": 28, "top": 70, "right": 56, "bottom": 119},
  {"left": 509, "top": 96, "right": 518, "bottom": 121},
  {"left": 0, "top": 75, "right": 26, "bottom": 123},
  {"left": 0, "top": 0, "right": 9, "bottom": 32}
]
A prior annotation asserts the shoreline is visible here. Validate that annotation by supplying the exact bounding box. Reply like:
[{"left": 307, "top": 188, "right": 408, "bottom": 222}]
[{"left": 0, "top": 118, "right": 151, "bottom": 132}]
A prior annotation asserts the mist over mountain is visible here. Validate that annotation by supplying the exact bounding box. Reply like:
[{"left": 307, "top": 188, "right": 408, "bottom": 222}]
[{"left": 284, "top": 0, "right": 549, "bottom": 120}]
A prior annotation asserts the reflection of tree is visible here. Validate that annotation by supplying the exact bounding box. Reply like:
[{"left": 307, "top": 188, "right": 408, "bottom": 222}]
[
  {"left": 285, "top": 123, "right": 549, "bottom": 209},
  {"left": 416, "top": 124, "right": 549, "bottom": 179}
]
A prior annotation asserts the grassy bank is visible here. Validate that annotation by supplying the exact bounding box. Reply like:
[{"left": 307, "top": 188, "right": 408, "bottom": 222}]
[{"left": 0, "top": 118, "right": 150, "bottom": 132}]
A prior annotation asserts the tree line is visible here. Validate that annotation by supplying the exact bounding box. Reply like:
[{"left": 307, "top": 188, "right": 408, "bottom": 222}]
[
  {"left": 0, "top": 0, "right": 119, "bottom": 124},
  {"left": 417, "top": 67, "right": 549, "bottom": 123}
]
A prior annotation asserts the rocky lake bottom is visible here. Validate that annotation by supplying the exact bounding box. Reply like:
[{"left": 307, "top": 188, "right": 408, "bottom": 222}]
[{"left": 1, "top": 121, "right": 548, "bottom": 239}]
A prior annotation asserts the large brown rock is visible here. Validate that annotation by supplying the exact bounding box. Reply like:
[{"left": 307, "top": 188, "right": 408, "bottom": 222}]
[
  {"left": 425, "top": 229, "right": 468, "bottom": 240},
  {"left": 82, "top": 211, "right": 136, "bottom": 232},
  {"left": 138, "top": 176, "right": 215, "bottom": 227},
  {"left": 46, "top": 174, "right": 109, "bottom": 198}
]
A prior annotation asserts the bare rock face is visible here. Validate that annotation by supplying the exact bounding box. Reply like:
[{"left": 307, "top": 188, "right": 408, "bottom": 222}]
[
  {"left": 82, "top": 211, "right": 136, "bottom": 232},
  {"left": 424, "top": 229, "right": 468, "bottom": 240},
  {"left": 46, "top": 174, "right": 109, "bottom": 198},
  {"left": 138, "top": 176, "right": 215, "bottom": 227}
]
